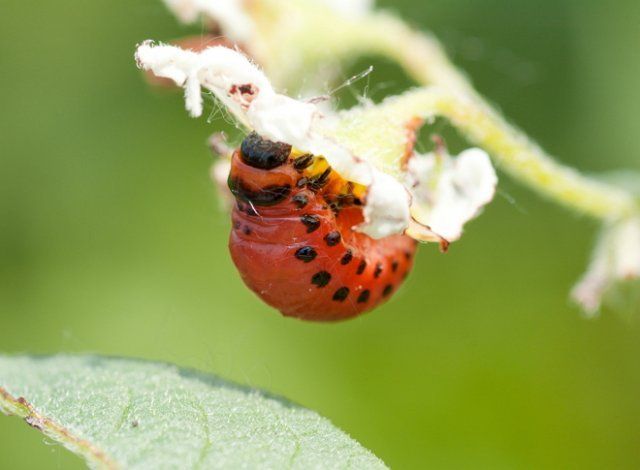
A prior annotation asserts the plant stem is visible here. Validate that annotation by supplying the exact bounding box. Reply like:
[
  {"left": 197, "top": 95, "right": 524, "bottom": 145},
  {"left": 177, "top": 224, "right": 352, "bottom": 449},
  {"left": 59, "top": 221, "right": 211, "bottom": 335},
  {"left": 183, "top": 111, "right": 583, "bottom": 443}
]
[
  {"left": 0, "top": 387, "right": 116, "bottom": 469},
  {"left": 351, "top": 13, "right": 638, "bottom": 221}
]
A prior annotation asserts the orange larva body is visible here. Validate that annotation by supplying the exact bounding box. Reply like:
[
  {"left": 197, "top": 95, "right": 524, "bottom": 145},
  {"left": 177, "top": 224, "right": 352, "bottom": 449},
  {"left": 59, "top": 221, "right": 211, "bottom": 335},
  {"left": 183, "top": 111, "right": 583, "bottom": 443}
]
[{"left": 228, "top": 133, "right": 417, "bottom": 321}]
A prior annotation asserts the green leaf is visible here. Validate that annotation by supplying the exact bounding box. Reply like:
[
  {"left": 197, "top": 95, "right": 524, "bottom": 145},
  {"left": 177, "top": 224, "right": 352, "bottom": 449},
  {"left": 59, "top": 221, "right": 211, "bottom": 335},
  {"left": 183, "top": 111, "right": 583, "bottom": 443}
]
[{"left": 0, "top": 355, "right": 386, "bottom": 470}]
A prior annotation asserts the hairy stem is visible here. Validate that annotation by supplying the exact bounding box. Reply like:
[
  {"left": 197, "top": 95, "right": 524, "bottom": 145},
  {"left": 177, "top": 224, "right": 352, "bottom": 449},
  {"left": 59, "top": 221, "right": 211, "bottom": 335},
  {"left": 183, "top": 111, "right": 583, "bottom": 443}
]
[{"left": 351, "top": 13, "right": 637, "bottom": 221}]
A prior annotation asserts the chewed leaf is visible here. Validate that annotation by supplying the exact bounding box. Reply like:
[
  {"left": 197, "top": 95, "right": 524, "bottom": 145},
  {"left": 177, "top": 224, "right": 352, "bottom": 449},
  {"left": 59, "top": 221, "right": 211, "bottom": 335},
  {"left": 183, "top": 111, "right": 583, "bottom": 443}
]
[
  {"left": 0, "top": 355, "right": 386, "bottom": 469},
  {"left": 136, "top": 42, "right": 414, "bottom": 239},
  {"left": 328, "top": 94, "right": 497, "bottom": 242},
  {"left": 407, "top": 148, "right": 497, "bottom": 242},
  {"left": 135, "top": 43, "right": 366, "bottom": 184},
  {"left": 136, "top": 43, "right": 497, "bottom": 243}
]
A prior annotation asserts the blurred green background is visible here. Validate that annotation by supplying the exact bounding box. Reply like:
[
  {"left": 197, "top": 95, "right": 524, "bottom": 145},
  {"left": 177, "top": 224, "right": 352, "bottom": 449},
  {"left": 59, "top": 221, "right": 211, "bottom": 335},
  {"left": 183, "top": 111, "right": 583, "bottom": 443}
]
[{"left": 1, "top": 0, "right": 639, "bottom": 468}]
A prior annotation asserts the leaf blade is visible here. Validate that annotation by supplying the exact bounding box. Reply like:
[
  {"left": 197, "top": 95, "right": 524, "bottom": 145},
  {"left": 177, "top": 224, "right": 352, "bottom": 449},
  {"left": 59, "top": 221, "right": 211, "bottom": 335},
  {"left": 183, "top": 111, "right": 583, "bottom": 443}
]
[{"left": 0, "top": 355, "right": 386, "bottom": 470}]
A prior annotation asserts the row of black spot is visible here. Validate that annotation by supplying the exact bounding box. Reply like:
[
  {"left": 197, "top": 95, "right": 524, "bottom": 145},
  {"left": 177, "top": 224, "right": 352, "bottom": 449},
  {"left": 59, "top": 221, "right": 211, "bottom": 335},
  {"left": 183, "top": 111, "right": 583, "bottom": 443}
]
[
  {"left": 332, "top": 285, "right": 394, "bottom": 303},
  {"left": 293, "top": 245, "right": 356, "bottom": 266},
  {"left": 233, "top": 219, "right": 252, "bottom": 236},
  {"left": 294, "top": 244, "right": 399, "bottom": 282},
  {"left": 295, "top": 167, "right": 332, "bottom": 192},
  {"left": 310, "top": 270, "right": 395, "bottom": 303}
]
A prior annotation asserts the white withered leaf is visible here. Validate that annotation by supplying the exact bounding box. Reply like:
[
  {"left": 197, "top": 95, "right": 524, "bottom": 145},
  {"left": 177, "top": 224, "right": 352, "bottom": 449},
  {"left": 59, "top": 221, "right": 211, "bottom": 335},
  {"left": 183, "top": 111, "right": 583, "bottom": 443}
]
[{"left": 136, "top": 43, "right": 496, "bottom": 244}]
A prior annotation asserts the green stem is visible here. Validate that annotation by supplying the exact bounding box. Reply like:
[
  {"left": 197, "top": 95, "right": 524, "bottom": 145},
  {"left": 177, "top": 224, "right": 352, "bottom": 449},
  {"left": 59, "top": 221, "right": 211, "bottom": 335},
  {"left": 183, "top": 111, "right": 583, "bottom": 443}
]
[{"left": 350, "top": 13, "right": 638, "bottom": 221}]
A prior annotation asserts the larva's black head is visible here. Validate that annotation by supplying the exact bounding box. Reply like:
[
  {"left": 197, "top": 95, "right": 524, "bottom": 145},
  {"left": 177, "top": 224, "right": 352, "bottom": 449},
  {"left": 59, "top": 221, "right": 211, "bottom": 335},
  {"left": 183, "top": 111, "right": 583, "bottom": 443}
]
[{"left": 240, "top": 132, "right": 292, "bottom": 170}]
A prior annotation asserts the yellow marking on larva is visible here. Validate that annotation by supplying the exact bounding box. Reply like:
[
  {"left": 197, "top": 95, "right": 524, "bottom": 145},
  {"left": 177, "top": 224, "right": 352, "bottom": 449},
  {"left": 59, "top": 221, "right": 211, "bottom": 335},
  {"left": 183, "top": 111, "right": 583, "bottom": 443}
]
[{"left": 289, "top": 150, "right": 367, "bottom": 202}]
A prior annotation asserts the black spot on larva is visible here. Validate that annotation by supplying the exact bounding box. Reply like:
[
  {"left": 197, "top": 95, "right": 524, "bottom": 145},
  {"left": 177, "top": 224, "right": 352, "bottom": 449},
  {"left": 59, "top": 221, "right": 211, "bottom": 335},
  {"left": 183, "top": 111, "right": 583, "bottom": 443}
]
[
  {"left": 328, "top": 202, "right": 341, "bottom": 216},
  {"left": 341, "top": 250, "right": 353, "bottom": 265},
  {"left": 404, "top": 251, "right": 412, "bottom": 261},
  {"left": 245, "top": 204, "right": 258, "bottom": 216},
  {"left": 391, "top": 260, "right": 399, "bottom": 272},
  {"left": 336, "top": 193, "right": 355, "bottom": 206},
  {"left": 243, "top": 226, "right": 252, "bottom": 235},
  {"left": 324, "top": 231, "right": 341, "bottom": 247},
  {"left": 240, "top": 132, "right": 291, "bottom": 169},
  {"left": 307, "top": 168, "right": 332, "bottom": 191},
  {"left": 311, "top": 271, "right": 331, "bottom": 287},
  {"left": 228, "top": 177, "right": 291, "bottom": 206},
  {"left": 356, "top": 260, "right": 367, "bottom": 275},
  {"left": 382, "top": 284, "right": 393, "bottom": 297},
  {"left": 233, "top": 220, "right": 241, "bottom": 229},
  {"left": 292, "top": 193, "right": 308, "bottom": 209},
  {"left": 333, "top": 287, "right": 350, "bottom": 302},
  {"left": 295, "top": 246, "right": 317, "bottom": 262},
  {"left": 301, "top": 214, "right": 321, "bottom": 233},
  {"left": 374, "top": 262, "right": 383, "bottom": 278},
  {"left": 293, "top": 154, "right": 313, "bottom": 171},
  {"left": 236, "top": 201, "right": 257, "bottom": 216},
  {"left": 357, "top": 290, "right": 370, "bottom": 303}
]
